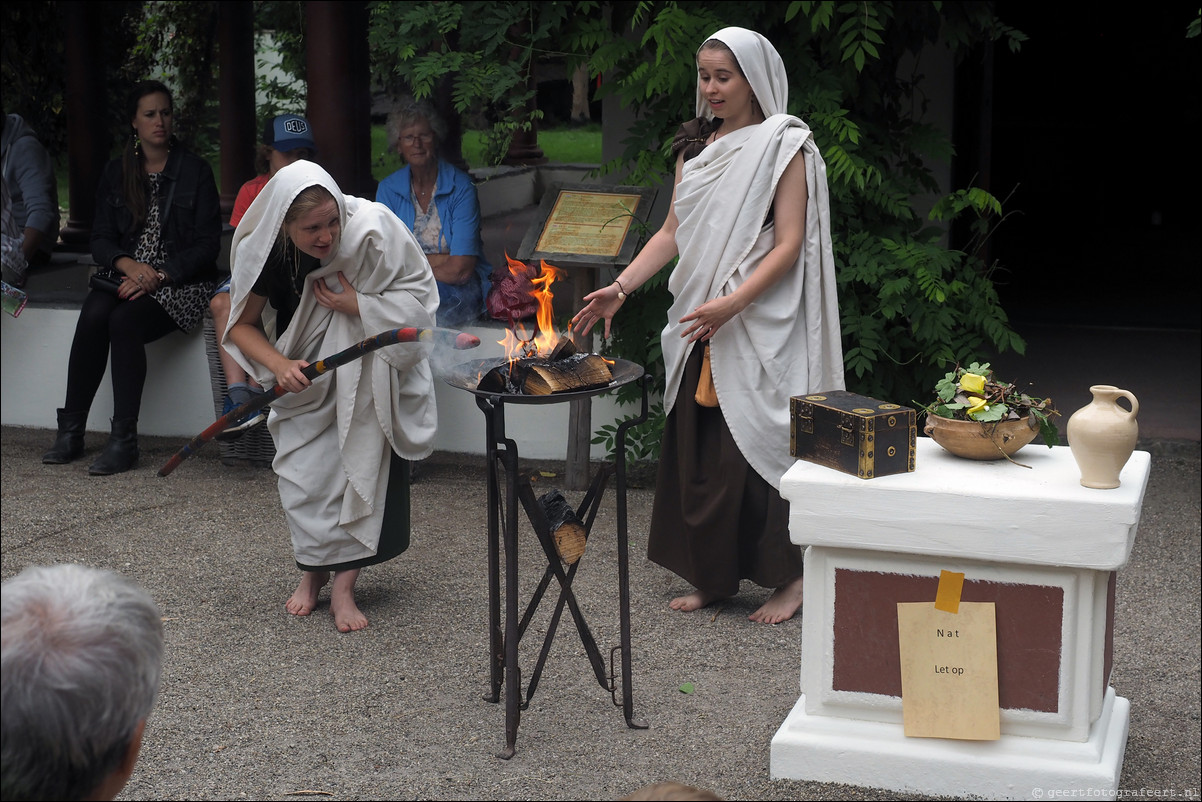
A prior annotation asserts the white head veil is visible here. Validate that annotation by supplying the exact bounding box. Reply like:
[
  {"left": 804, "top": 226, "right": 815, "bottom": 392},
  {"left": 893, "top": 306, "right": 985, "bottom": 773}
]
[
  {"left": 230, "top": 160, "right": 347, "bottom": 281},
  {"left": 694, "top": 27, "right": 789, "bottom": 120}
]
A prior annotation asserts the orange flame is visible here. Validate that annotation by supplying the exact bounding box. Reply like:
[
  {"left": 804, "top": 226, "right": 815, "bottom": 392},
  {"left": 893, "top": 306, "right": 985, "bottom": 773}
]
[
  {"left": 496, "top": 255, "right": 567, "bottom": 363},
  {"left": 531, "top": 260, "right": 565, "bottom": 353}
]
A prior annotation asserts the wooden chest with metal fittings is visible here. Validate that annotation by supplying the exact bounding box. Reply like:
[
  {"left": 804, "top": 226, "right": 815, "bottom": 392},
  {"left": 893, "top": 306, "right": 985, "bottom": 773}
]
[{"left": 789, "top": 391, "right": 916, "bottom": 479}]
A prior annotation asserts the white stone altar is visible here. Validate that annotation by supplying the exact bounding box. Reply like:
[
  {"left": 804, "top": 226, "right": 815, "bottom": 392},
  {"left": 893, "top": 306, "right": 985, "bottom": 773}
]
[{"left": 771, "top": 436, "right": 1151, "bottom": 799}]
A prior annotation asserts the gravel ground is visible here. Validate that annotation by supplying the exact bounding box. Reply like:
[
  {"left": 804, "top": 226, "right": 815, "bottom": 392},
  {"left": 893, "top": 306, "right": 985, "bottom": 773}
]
[{"left": 1, "top": 426, "right": 1198, "bottom": 801}]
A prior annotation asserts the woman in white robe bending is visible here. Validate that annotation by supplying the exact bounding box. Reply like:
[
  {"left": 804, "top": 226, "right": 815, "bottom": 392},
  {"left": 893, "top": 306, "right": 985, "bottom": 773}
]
[
  {"left": 224, "top": 161, "right": 439, "bottom": 632},
  {"left": 572, "top": 27, "right": 844, "bottom": 624}
]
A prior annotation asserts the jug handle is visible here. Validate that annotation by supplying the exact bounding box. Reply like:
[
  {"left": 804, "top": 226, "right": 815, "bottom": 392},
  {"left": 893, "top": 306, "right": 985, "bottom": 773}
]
[
  {"left": 1093, "top": 385, "right": 1140, "bottom": 419},
  {"left": 1116, "top": 389, "right": 1139, "bottom": 420}
]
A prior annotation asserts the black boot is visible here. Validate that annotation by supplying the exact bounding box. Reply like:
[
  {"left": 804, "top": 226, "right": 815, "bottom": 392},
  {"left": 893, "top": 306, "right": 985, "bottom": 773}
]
[
  {"left": 88, "top": 418, "right": 139, "bottom": 476},
  {"left": 42, "top": 409, "right": 89, "bottom": 464}
]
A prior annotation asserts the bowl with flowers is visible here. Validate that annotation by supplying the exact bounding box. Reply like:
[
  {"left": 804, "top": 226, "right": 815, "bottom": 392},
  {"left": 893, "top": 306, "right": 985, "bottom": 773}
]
[{"left": 919, "top": 362, "right": 1060, "bottom": 462}]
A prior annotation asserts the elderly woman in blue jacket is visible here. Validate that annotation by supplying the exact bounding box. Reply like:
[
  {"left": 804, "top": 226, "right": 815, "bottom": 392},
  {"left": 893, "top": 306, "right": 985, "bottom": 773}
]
[{"left": 375, "top": 98, "right": 491, "bottom": 328}]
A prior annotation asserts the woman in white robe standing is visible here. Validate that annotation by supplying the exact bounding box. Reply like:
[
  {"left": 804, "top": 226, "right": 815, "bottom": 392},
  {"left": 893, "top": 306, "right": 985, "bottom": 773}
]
[
  {"left": 572, "top": 27, "right": 844, "bottom": 624},
  {"left": 224, "top": 160, "right": 439, "bottom": 632}
]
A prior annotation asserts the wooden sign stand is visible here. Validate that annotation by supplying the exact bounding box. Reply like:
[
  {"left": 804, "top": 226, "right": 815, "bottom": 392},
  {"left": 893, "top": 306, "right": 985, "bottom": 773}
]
[{"left": 516, "top": 183, "right": 657, "bottom": 490}]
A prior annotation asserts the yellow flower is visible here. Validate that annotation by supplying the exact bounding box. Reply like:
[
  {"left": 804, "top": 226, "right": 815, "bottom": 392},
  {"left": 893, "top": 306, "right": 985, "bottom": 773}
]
[
  {"left": 960, "top": 373, "right": 986, "bottom": 394},
  {"left": 967, "top": 397, "right": 988, "bottom": 417}
]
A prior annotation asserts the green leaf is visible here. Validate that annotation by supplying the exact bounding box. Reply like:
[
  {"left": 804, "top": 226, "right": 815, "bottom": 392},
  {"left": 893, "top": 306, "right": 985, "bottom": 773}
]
[{"left": 679, "top": 682, "right": 695, "bottom": 694}]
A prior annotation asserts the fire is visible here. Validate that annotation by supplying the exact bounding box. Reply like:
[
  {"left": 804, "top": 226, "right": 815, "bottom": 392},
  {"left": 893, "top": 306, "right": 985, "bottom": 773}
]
[{"left": 496, "top": 255, "right": 567, "bottom": 363}]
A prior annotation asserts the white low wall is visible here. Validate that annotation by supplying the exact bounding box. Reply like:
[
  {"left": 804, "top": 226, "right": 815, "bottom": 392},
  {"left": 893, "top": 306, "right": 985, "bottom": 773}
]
[
  {"left": 1, "top": 308, "right": 644, "bottom": 461},
  {"left": 1, "top": 306, "right": 208, "bottom": 437},
  {"left": 473, "top": 163, "right": 597, "bottom": 218}
]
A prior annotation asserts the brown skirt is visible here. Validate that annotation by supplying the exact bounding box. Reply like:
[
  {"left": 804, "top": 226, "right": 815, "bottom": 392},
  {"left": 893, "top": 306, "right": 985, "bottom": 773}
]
[{"left": 647, "top": 344, "right": 802, "bottom": 597}]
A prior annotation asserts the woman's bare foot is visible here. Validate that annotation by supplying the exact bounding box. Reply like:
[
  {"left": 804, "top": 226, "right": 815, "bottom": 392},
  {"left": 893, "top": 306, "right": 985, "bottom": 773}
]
[
  {"left": 669, "top": 589, "right": 724, "bottom": 612},
  {"left": 330, "top": 569, "right": 368, "bottom": 632},
  {"left": 749, "top": 575, "right": 804, "bottom": 624},
  {"left": 286, "top": 571, "right": 329, "bottom": 616}
]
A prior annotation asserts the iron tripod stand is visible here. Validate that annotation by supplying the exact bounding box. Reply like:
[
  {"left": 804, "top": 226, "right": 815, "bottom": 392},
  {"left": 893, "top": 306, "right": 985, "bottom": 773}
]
[{"left": 475, "top": 371, "right": 651, "bottom": 759}]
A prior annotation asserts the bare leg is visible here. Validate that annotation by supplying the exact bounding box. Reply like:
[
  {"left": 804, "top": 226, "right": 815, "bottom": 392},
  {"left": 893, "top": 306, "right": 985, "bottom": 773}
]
[
  {"left": 330, "top": 568, "right": 368, "bottom": 632},
  {"left": 669, "top": 588, "right": 726, "bottom": 612},
  {"left": 211, "top": 293, "right": 260, "bottom": 390},
  {"left": 286, "top": 570, "right": 329, "bottom": 616},
  {"left": 749, "top": 574, "right": 804, "bottom": 624}
]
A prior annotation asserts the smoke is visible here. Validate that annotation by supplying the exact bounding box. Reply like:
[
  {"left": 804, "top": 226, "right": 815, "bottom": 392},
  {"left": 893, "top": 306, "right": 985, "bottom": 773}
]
[{"left": 424, "top": 324, "right": 504, "bottom": 385}]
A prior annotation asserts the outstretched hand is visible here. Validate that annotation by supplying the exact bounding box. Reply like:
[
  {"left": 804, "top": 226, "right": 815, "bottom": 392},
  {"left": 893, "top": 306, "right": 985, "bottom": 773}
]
[{"left": 571, "top": 284, "right": 625, "bottom": 340}]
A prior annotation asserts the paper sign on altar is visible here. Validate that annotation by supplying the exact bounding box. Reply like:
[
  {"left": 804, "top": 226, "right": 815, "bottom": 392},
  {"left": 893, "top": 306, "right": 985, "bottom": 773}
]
[{"left": 897, "top": 600, "right": 1001, "bottom": 740}]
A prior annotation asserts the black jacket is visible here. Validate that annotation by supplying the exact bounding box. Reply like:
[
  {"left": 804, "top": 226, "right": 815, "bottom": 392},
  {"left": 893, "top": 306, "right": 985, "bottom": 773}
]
[{"left": 90, "top": 147, "right": 222, "bottom": 285}]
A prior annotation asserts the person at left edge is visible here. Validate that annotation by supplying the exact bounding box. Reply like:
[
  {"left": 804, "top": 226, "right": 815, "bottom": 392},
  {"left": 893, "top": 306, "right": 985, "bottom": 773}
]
[
  {"left": 1, "top": 107, "right": 60, "bottom": 287},
  {"left": 41, "top": 79, "right": 221, "bottom": 475}
]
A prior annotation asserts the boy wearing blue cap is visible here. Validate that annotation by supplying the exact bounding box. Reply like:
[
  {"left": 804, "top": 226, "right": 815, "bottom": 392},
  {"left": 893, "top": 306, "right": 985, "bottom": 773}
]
[
  {"left": 213, "top": 114, "right": 317, "bottom": 438},
  {"left": 230, "top": 114, "right": 317, "bottom": 227}
]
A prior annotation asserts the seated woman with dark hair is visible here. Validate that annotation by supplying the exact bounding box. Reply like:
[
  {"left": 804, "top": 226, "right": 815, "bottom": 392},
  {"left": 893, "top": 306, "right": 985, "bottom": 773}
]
[
  {"left": 42, "top": 79, "right": 221, "bottom": 475},
  {"left": 375, "top": 98, "right": 491, "bottom": 328}
]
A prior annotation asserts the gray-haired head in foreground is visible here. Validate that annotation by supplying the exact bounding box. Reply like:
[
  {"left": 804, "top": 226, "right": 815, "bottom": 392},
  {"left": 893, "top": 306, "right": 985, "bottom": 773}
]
[{"left": 1, "top": 564, "right": 164, "bottom": 801}]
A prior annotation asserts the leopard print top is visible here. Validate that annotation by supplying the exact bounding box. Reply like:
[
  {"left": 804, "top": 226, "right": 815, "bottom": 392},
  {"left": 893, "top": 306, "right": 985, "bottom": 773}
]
[{"left": 135, "top": 172, "right": 215, "bottom": 333}]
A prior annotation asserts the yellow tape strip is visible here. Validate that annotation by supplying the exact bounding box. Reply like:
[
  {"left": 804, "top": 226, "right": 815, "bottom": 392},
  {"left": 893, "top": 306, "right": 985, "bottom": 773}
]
[{"left": 934, "top": 569, "right": 965, "bottom": 614}]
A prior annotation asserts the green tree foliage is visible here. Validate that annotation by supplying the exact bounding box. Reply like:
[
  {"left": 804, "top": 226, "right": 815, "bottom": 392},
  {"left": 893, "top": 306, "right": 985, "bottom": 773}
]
[
  {"left": 126, "top": 1, "right": 222, "bottom": 156},
  {"left": 566, "top": 1, "right": 1031, "bottom": 462},
  {"left": 2, "top": 1, "right": 307, "bottom": 165},
  {"left": 125, "top": 1, "right": 308, "bottom": 157},
  {"left": 252, "top": 0, "right": 308, "bottom": 121},
  {"left": 1, "top": 1, "right": 143, "bottom": 162},
  {"left": 368, "top": 0, "right": 590, "bottom": 165}
]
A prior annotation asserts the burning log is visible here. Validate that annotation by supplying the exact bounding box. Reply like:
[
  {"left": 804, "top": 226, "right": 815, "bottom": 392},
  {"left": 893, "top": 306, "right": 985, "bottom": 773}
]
[
  {"left": 538, "top": 489, "right": 587, "bottom": 564},
  {"left": 516, "top": 353, "right": 613, "bottom": 395},
  {"left": 477, "top": 337, "right": 613, "bottom": 396}
]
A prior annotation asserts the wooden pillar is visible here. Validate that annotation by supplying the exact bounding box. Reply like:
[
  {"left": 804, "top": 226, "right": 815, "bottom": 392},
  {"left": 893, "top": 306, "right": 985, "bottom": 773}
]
[
  {"left": 217, "top": 2, "right": 257, "bottom": 220},
  {"left": 502, "top": 24, "right": 546, "bottom": 167},
  {"left": 57, "top": 1, "right": 110, "bottom": 251},
  {"left": 436, "top": 74, "right": 469, "bottom": 172},
  {"left": 503, "top": 110, "right": 547, "bottom": 167},
  {"left": 433, "top": 25, "right": 468, "bottom": 172},
  {"left": 570, "top": 63, "right": 592, "bottom": 123},
  {"left": 304, "top": 1, "right": 376, "bottom": 199}
]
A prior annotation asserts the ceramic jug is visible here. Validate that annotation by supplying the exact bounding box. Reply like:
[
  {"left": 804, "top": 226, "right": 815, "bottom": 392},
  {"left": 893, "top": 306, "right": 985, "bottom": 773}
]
[{"left": 1066, "top": 385, "right": 1139, "bottom": 489}]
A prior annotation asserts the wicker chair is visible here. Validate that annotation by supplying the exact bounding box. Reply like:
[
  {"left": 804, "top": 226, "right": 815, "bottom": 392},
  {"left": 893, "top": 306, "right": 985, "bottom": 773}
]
[{"left": 203, "top": 312, "right": 275, "bottom": 468}]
